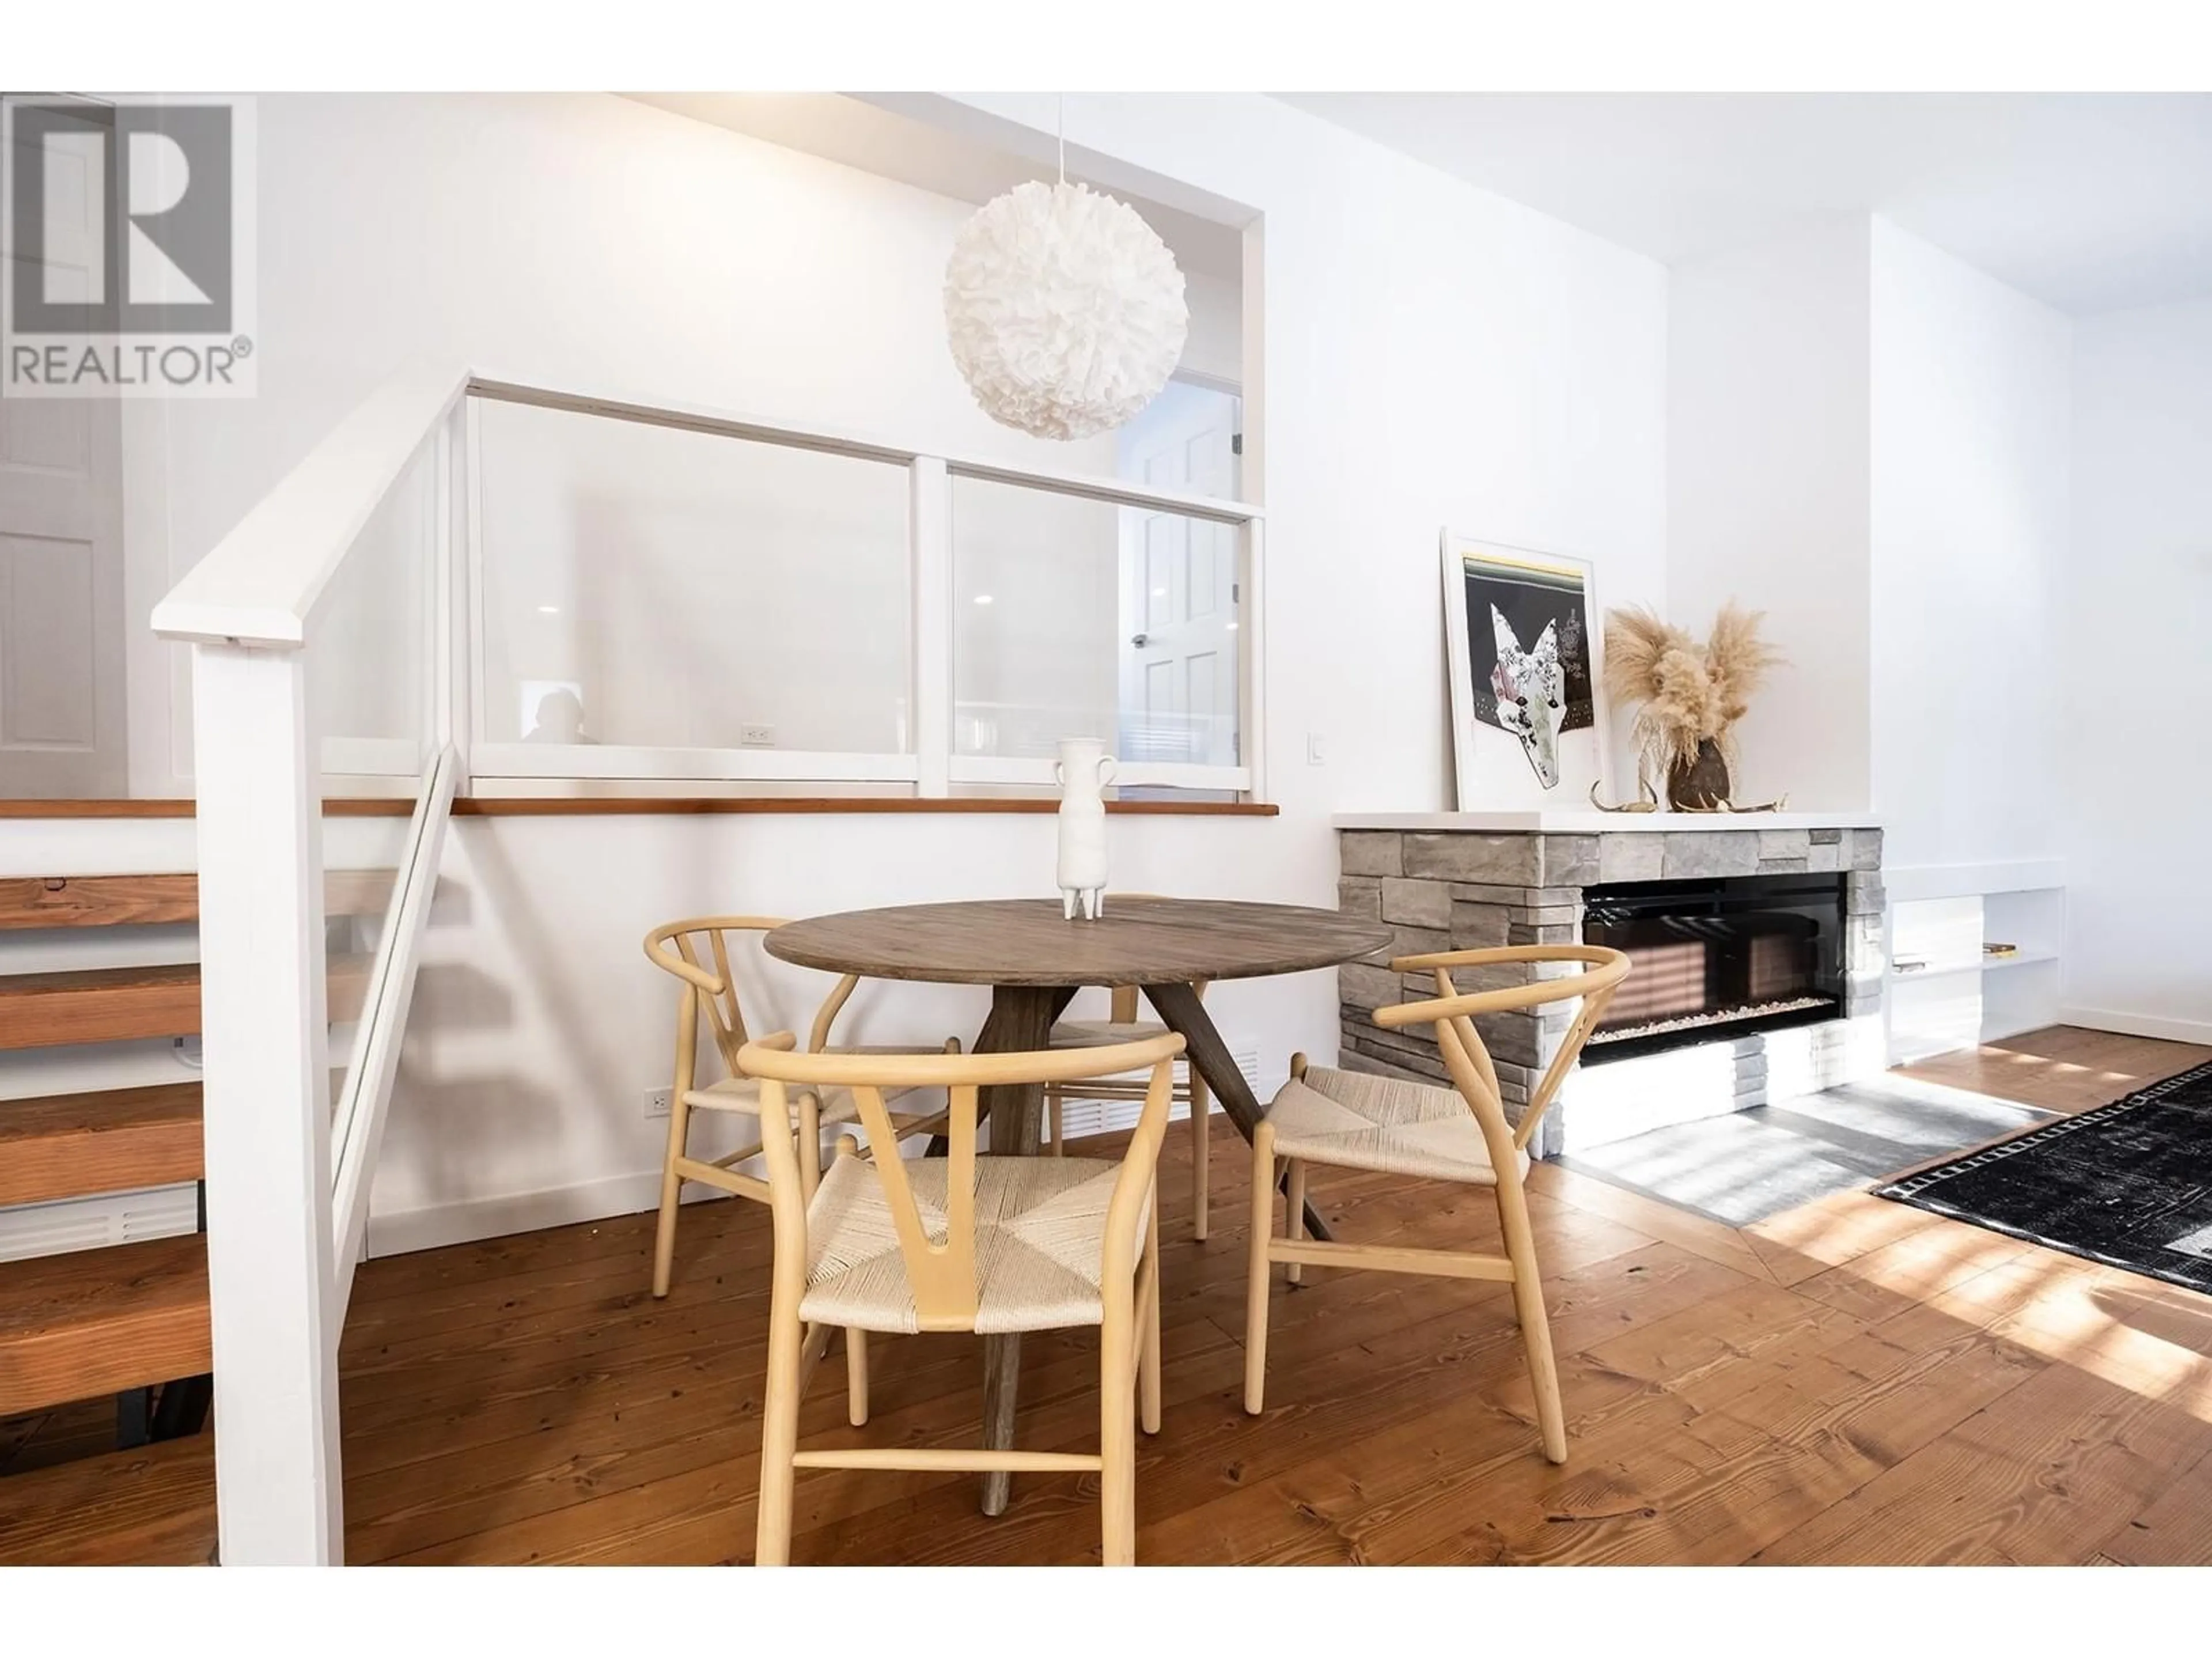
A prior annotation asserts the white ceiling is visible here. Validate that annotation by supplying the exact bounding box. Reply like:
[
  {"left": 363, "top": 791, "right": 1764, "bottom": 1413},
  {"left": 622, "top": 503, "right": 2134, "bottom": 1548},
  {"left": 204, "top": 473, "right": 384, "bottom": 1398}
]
[
  {"left": 1281, "top": 93, "right": 2212, "bottom": 316},
  {"left": 627, "top": 93, "right": 1247, "bottom": 279}
]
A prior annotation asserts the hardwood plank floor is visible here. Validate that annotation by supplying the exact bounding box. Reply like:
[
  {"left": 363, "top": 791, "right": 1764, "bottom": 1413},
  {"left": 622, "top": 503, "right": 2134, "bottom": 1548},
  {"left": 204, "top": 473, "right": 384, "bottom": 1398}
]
[
  {"left": 313, "top": 1024, "right": 2212, "bottom": 1565},
  {"left": 11, "top": 1025, "right": 2206, "bottom": 1565},
  {"left": 1900, "top": 1025, "right": 2211, "bottom": 1115}
]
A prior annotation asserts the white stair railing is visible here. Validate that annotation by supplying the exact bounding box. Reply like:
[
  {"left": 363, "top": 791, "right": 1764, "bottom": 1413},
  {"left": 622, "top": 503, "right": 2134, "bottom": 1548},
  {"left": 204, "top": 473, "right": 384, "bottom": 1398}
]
[
  {"left": 331, "top": 743, "right": 459, "bottom": 1312},
  {"left": 154, "top": 367, "right": 468, "bottom": 1566}
]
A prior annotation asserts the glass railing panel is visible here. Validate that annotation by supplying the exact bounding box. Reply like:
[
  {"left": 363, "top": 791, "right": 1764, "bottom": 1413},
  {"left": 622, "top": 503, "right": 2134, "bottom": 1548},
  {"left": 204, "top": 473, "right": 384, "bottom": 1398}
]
[
  {"left": 475, "top": 398, "right": 914, "bottom": 759},
  {"left": 950, "top": 473, "right": 1241, "bottom": 770},
  {"left": 309, "top": 433, "right": 438, "bottom": 781},
  {"left": 318, "top": 801, "right": 414, "bottom": 1135}
]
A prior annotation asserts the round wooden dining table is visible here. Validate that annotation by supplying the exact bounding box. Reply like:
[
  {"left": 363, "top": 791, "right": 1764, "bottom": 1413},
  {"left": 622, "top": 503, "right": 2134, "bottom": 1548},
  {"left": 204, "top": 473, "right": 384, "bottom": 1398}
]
[{"left": 766, "top": 895, "right": 1393, "bottom": 1514}]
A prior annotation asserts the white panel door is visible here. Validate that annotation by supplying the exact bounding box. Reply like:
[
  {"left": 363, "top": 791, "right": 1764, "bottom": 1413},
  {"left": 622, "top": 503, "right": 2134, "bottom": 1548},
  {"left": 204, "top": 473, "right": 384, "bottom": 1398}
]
[
  {"left": 1, "top": 100, "right": 126, "bottom": 797},
  {"left": 1117, "top": 385, "right": 1239, "bottom": 767}
]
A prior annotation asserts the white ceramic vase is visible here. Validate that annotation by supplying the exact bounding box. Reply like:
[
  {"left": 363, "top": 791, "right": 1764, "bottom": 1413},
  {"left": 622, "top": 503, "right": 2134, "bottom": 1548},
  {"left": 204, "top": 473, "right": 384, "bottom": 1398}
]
[{"left": 1054, "top": 737, "right": 1116, "bottom": 920}]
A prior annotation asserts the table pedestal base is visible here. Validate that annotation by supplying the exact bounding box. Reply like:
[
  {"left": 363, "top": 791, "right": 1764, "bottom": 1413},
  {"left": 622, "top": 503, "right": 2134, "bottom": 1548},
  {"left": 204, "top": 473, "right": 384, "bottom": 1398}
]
[
  {"left": 965, "top": 979, "right": 1330, "bottom": 1517},
  {"left": 973, "top": 984, "right": 1075, "bottom": 1516}
]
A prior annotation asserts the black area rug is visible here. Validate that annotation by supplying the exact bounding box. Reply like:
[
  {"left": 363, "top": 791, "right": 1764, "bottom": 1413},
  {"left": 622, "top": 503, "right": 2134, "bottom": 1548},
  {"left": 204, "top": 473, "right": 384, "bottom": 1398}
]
[{"left": 1874, "top": 1059, "right": 2212, "bottom": 1296}]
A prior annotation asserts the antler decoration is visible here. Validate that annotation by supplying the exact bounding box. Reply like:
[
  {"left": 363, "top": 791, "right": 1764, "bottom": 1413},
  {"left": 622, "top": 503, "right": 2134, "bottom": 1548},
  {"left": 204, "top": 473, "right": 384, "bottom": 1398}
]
[
  {"left": 1589, "top": 778, "right": 1659, "bottom": 813},
  {"left": 1676, "top": 794, "right": 1790, "bottom": 814}
]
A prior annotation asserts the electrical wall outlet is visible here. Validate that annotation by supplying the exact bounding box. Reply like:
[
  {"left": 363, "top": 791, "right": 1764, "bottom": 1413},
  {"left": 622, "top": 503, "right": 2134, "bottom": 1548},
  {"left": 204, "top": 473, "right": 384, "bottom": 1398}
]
[
  {"left": 739, "top": 723, "right": 776, "bottom": 747},
  {"left": 643, "top": 1086, "right": 672, "bottom": 1120}
]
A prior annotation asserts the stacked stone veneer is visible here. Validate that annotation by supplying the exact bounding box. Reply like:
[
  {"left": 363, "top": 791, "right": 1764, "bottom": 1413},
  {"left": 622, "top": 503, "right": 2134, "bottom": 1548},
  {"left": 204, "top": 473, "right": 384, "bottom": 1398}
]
[{"left": 1336, "top": 825, "right": 1887, "bottom": 1157}]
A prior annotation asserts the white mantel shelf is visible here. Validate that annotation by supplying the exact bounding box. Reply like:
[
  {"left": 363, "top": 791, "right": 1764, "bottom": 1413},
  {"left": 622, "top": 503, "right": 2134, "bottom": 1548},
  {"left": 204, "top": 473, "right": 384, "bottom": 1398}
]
[{"left": 1334, "top": 811, "right": 1883, "bottom": 835}]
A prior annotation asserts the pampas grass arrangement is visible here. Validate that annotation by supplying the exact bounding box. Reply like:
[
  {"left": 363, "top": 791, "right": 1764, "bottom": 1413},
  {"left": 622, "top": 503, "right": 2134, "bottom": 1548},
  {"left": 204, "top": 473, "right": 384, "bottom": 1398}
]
[{"left": 1603, "top": 603, "right": 1783, "bottom": 807}]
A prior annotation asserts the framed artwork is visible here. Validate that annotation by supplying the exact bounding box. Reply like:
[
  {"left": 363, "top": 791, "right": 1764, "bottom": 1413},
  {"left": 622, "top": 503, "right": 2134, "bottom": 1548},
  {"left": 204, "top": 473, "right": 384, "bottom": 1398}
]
[{"left": 1440, "top": 533, "right": 1609, "bottom": 809}]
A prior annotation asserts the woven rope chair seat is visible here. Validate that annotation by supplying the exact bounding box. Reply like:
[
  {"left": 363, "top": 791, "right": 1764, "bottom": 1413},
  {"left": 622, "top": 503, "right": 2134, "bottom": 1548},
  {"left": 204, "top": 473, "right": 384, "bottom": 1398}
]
[
  {"left": 1050, "top": 1021, "right": 1188, "bottom": 1093},
  {"left": 1049, "top": 1018, "right": 1171, "bottom": 1049},
  {"left": 1263, "top": 1065, "right": 1529, "bottom": 1185},
  {"left": 687, "top": 1078, "right": 895, "bottom": 1126},
  {"left": 682, "top": 1077, "right": 777, "bottom": 1113},
  {"left": 800, "top": 1154, "right": 1150, "bottom": 1335},
  {"left": 684, "top": 1052, "right": 936, "bottom": 1120}
]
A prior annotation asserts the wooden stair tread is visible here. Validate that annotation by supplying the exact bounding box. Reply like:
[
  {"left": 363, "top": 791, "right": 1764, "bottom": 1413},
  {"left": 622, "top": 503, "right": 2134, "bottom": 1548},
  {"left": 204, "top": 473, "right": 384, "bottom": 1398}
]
[
  {"left": 0, "top": 874, "right": 199, "bottom": 930},
  {"left": 0, "top": 963, "right": 204, "bottom": 1051},
  {"left": 0, "top": 1082, "right": 203, "bottom": 1208},
  {"left": 0, "top": 956, "right": 373, "bottom": 1051},
  {"left": 0, "top": 1431, "right": 215, "bottom": 1564},
  {"left": 1, "top": 869, "right": 395, "bottom": 931},
  {"left": 1, "top": 962, "right": 203, "bottom": 995},
  {"left": 0, "top": 1234, "right": 211, "bottom": 1417}
]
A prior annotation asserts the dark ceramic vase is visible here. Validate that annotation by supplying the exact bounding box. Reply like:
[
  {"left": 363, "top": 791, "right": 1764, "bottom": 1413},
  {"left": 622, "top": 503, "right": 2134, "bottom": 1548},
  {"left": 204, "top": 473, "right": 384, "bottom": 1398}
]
[{"left": 1668, "top": 738, "right": 1731, "bottom": 809}]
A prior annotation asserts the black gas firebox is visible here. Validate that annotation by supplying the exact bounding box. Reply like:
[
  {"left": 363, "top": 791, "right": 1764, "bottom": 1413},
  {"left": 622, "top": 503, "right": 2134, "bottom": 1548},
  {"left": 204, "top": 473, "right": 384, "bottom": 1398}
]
[{"left": 1580, "top": 872, "right": 1846, "bottom": 1064}]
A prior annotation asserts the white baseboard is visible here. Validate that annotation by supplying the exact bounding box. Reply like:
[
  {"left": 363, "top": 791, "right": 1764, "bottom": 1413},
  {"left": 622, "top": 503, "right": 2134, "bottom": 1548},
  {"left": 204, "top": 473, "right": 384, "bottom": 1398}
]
[
  {"left": 365, "top": 1168, "right": 681, "bottom": 1259},
  {"left": 2060, "top": 1005, "right": 2212, "bottom": 1048}
]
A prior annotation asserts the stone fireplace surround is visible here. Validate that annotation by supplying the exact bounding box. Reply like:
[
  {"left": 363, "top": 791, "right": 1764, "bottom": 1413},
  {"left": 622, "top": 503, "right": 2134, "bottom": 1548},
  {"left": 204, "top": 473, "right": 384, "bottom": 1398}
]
[{"left": 1334, "top": 812, "right": 1886, "bottom": 1158}]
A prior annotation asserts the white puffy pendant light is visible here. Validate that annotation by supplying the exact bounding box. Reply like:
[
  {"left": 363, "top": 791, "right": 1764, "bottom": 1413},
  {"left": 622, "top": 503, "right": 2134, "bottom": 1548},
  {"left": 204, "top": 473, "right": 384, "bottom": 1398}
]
[{"left": 942, "top": 106, "right": 1188, "bottom": 441}]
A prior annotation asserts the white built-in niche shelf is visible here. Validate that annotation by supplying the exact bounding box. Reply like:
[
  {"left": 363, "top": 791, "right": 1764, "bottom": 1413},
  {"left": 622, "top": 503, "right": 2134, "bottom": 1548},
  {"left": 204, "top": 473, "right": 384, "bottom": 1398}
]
[
  {"left": 1332, "top": 810, "right": 1883, "bottom": 835},
  {"left": 1884, "top": 858, "right": 2065, "bottom": 1065},
  {"left": 1888, "top": 946, "right": 2060, "bottom": 982}
]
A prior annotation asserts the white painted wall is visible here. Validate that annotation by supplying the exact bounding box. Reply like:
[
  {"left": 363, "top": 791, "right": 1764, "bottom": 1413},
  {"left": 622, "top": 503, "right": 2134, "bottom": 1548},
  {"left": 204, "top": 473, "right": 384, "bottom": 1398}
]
[
  {"left": 32, "top": 89, "right": 2200, "bottom": 1245},
  {"left": 1665, "top": 217, "right": 2074, "bottom": 868},
  {"left": 1666, "top": 218, "right": 1873, "bottom": 812},
  {"left": 1869, "top": 220, "right": 2072, "bottom": 873},
  {"left": 1666, "top": 215, "right": 2080, "bottom": 1058},
  {"left": 361, "top": 92, "right": 1670, "bottom": 1245},
  {"left": 104, "top": 88, "right": 2187, "bottom": 1241},
  {"left": 81, "top": 93, "right": 1665, "bottom": 1245},
  {"left": 937, "top": 93, "right": 1671, "bottom": 807},
  {"left": 1180, "top": 270, "right": 1243, "bottom": 388},
  {"left": 2064, "top": 295, "right": 2212, "bottom": 1043},
  {"left": 370, "top": 809, "right": 1300, "bottom": 1249}
]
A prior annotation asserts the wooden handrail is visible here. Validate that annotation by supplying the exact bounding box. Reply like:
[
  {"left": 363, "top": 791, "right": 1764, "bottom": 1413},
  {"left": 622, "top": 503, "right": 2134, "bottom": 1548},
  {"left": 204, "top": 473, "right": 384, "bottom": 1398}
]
[{"left": 0, "top": 796, "right": 1280, "bottom": 820}]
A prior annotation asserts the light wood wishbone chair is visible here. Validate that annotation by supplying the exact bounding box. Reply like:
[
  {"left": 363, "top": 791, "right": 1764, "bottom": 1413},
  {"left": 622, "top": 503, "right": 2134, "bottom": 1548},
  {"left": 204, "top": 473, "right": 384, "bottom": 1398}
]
[
  {"left": 642, "top": 916, "right": 957, "bottom": 1422},
  {"left": 1244, "top": 945, "right": 1629, "bottom": 1463},
  {"left": 738, "top": 1029, "right": 1184, "bottom": 1566}
]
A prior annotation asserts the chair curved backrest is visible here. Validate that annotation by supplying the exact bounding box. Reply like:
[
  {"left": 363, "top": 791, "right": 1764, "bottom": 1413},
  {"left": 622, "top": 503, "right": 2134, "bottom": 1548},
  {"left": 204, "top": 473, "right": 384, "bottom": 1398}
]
[
  {"left": 737, "top": 1032, "right": 1185, "bottom": 1331},
  {"left": 643, "top": 916, "right": 865, "bottom": 1078},
  {"left": 1372, "top": 946, "right": 1630, "bottom": 1164}
]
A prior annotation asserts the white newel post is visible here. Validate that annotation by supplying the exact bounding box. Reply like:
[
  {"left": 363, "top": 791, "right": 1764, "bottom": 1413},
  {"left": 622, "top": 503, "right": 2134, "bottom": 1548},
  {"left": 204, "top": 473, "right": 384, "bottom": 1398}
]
[{"left": 191, "top": 643, "right": 345, "bottom": 1565}]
